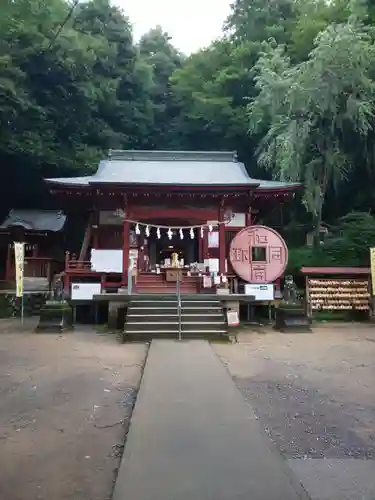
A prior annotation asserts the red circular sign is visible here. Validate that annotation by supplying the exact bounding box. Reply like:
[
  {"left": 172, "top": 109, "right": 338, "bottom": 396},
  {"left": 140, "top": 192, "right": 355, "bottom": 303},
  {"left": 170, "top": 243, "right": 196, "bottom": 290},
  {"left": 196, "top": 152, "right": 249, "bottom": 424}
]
[{"left": 229, "top": 225, "right": 288, "bottom": 283}]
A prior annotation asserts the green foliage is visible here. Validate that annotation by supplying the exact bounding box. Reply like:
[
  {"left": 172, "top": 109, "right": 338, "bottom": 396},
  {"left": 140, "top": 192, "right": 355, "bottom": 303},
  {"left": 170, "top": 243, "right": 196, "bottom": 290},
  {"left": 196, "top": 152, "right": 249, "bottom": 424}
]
[
  {"left": 287, "top": 212, "right": 375, "bottom": 274},
  {"left": 249, "top": 20, "right": 375, "bottom": 243},
  {"left": 2, "top": 0, "right": 375, "bottom": 275},
  {"left": 0, "top": 0, "right": 181, "bottom": 208}
]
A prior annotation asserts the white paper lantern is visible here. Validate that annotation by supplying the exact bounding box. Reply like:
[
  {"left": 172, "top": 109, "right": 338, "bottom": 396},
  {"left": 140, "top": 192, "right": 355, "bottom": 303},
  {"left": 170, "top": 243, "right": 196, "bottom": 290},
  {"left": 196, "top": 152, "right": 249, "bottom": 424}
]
[
  {"left": 135, "top": 223, "right": 140, "bottom": 235},
  {"left": 179, "top": 228, "right": 184, "bottom": 240},
  {"left": 200, "top": 227, "right": 204, "bottom": 238},
  {"left": 167, "top": 228, "right": 173, "bottom": 240},
  {"left": 208, "top": 224, "right": 213, "bottom": 232},
  {"left": 145, "top": 225, "right": 150, "bottom": 237},
  {"left": 156, "top": 227, "right": 161, "bottom": 239},
  {"left": 190, "top": 228, "right": 194, "bottom": 239}
]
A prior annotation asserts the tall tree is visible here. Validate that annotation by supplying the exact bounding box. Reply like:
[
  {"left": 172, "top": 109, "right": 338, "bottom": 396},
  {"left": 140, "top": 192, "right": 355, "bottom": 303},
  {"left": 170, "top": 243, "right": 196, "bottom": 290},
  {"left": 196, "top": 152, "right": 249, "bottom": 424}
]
[
  {"left": 138, "top": 26, "right": 183, "bottom": 148},
  {"left": 249, "top": 20, "right": 375, "bottom": 243}
]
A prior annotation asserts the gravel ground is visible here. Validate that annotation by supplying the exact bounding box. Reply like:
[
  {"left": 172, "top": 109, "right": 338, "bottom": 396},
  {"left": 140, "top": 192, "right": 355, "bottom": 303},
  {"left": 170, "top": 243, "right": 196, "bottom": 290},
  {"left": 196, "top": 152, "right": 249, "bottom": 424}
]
[
  {"left": 0, "top": 319, "right": 147, "bottom": 500},
  {"left": 213, "top": 326, "right": 375, "bottom": 460}
]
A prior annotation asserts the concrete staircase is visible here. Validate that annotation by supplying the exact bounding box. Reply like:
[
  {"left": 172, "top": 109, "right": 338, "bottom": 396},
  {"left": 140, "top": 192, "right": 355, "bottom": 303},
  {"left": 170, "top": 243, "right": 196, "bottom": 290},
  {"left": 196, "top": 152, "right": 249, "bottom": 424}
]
[
  {"left": 123, "top": 296, "right": 228, "bottom": 341},
  {"left": 135, "top": 273, "right": 199, "bottom": 294}
]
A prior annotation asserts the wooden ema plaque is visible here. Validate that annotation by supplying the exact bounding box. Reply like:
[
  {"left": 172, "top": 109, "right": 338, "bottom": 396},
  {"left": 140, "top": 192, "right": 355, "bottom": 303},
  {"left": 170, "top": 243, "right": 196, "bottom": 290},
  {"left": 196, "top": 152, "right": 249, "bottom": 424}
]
[{"left": 229, "top": 225, "right": 288, "bottom": 283}]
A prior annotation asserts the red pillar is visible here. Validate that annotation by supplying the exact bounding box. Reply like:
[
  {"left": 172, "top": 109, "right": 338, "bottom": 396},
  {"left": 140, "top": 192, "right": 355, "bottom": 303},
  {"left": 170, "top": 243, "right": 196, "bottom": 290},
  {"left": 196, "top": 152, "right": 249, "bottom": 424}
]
[
  {"left": 63, "top": 251, "right": 70, "bottom": 296},
  {"left": 122, "top": 217, "right": 130, "bottom": 285},
  {"left": 198, "top": 230, "right": 203, "bottom": 262},
  {"left": 246, "top": 208, "right": 253, "bottom": 227},
  {"left": 219, "top": 207, "right": 226, "bottom": 274},
  {"left": 202, "top": 228, "right": 208, "bottom": 269}
]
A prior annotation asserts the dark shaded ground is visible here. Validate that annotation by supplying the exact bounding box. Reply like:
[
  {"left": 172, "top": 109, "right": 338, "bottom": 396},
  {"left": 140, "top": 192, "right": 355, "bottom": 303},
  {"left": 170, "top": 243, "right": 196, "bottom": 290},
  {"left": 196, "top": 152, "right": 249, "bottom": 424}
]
[
  {"left": 0, "top": 319, "right": 147, "bottom": 500},
  {"left": 214, "top": 326, "right": 375, "bottom": 460}
]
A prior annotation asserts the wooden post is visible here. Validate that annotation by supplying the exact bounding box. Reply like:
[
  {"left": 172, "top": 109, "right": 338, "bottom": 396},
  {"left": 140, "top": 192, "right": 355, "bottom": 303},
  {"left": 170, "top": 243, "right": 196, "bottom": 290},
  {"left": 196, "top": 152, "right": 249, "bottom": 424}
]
[
  {"left": 63, "top": 252, "right": 70, "bottom": 296},
  {"left": 202, "top": 228, "right": 208, "bottom": 268},
  {"left": 101, "top": 274, "right": 106, "bottom": 293},
  {"left": 65, "top": 251, "right": 70, "bottom": 270},
  {"left": 198, "top": 229, "right": 203, "bottom": 262},
  {"left": 219, "top": 207, "right": 226, "bottom": 275},
  {"left": 246, "top": 208, "right": 253, "bottom": 227},
  {"left": 122, "top": 214, "right": 130, "bottom": 285},
  {"left": 139, "top": 245, "right": 145, "bottom": 272},
  {"left": 78, "top": 212, "right": 94, "bottom": 264}
]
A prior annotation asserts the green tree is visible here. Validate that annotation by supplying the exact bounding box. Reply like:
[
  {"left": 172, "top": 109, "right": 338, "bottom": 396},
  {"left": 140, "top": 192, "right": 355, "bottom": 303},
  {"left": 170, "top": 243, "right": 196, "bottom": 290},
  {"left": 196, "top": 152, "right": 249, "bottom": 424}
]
[
  {"left": 138, "top": 26, "right": 183, "bottom": 148},
  {"left": 249, "top": 21, "right": 375, "bottom": 244},
  {"left": 0, "top": 0, "right": 159, "bottom": 208}
]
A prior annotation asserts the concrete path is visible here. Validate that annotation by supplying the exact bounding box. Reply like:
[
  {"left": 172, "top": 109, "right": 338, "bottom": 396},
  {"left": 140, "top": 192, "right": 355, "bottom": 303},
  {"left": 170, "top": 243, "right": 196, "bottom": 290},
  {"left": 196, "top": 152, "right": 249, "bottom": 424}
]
[{"left": 113, "top": 340, "right": 309, "bottom": 500}]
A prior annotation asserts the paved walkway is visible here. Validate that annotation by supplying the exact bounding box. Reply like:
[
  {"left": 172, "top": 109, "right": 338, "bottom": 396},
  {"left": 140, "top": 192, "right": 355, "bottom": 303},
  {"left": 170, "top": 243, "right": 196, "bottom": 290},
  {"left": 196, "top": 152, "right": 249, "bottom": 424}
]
[{"left": 113, "top": 340, "right": 309, "bottom": 500}]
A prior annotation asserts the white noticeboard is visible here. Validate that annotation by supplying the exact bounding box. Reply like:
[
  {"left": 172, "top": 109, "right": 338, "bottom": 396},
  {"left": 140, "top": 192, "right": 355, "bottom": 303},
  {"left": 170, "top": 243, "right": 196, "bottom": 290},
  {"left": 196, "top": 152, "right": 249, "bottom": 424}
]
[
  {"left": 71, "top": 283, "right": 102, "bottom": 301},
  {"left": 227, "top": 310, "right": 239, "bottom": 326},
  {"left": 204, "top": 258, "right": 219, "bottom": 273},
  {"left": 245, "top": 284, "right": 274, "bottom": 301},
  {"left": 91, "top": 249, "right": 123, "bottom": 273},
  {"left": 208, "top": 231, "right": 219, "bottom": 248},
  {"left": 225, "top": 213, "right": 246, "bottom": 227}
]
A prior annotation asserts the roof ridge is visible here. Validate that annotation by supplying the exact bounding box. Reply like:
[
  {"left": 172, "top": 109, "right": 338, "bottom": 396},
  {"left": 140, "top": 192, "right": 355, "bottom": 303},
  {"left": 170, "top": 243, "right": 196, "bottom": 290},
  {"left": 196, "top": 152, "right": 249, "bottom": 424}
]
[{"left": 107, "top": 150, "right": 237, "bottom": 162}]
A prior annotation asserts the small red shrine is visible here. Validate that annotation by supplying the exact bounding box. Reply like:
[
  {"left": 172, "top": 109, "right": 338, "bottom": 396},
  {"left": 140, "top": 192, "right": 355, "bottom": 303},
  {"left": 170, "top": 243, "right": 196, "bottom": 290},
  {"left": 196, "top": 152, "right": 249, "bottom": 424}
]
[
  {"left": 45, "top": 150, "right": 297, "bottom": 295},
  {"left": 0, "top": 209, "right": 66, "bottom": 288}
]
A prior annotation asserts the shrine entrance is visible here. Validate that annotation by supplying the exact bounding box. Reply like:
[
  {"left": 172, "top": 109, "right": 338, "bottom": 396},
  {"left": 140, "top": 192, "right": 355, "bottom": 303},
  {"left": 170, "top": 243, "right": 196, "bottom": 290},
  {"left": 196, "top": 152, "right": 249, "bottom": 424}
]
[{"left": 149, "top": 227, "right": 199, "bottom": 268}]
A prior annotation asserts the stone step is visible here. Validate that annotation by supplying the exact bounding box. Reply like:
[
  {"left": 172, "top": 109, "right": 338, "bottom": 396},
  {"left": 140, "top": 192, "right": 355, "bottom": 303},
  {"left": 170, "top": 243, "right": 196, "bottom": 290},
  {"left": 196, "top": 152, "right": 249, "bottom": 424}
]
[
  {"left": 136, "top": 277, "right": 199, "bottom": 283},
  {"left": 182, "top": 306, "right": 223, "bottom": 311},
  {"left": 136, "top": 287, "right": 200, "bottom": 296},
  {"left": 123, "top": 295, "right": 227, "bottom": 340},
  {"left": 129, "top": 307, "right": 223, "bottom": 315},
  {"left": 127, "top": 314, "right": 224, "bottom": 322},
  {"left": 125, "top": 322, "right": 226, "bottom": 332},
  {"left": 130, "top": 306, "right": 178, "bottom": 311},
  {"left": 130, "top": 300, "right": 178, "bottom": 305},
  {"left": 123, "top": 330, "right": 228, "bottom": 341}
]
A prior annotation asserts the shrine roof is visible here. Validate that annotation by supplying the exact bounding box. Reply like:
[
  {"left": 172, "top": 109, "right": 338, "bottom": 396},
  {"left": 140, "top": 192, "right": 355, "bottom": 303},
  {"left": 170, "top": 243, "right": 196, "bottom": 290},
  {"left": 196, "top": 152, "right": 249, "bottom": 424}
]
[
  {"left": 0, "top": 209, "right": 66, "bottom": 232},
  {"left": 45, "top": 150, "right": 299, "bottom": 191}
]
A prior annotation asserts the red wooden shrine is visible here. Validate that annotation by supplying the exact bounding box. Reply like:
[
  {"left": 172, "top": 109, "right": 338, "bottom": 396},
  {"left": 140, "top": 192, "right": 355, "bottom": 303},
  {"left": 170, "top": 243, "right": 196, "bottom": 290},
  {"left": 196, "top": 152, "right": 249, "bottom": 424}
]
[
  {"left": 0, "top": 209, "right": 66, "bottom": 287},
  {"left": 45, "top": 150, "right": 298, "bottom": 295}
]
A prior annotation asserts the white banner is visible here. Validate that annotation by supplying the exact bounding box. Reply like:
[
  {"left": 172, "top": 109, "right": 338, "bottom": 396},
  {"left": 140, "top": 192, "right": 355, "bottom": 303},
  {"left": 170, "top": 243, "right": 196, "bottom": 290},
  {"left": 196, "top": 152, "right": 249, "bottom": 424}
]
[{"left": 14, "top": 242, "right": 25, "bottom": 298}]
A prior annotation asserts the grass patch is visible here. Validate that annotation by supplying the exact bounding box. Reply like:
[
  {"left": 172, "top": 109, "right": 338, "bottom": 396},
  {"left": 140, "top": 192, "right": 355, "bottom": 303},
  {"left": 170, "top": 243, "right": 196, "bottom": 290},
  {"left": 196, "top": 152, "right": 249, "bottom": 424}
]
[{"left": 313, "top": 310, "right": 369, "bottom": 322}]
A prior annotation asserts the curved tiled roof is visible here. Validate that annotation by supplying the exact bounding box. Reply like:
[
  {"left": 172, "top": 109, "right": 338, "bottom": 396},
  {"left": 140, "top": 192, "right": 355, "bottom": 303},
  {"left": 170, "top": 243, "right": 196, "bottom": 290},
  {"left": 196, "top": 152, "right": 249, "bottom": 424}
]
[
  {"left": 45, "top": 150, "right": 299, "bottom": 191},
  {"left": 0, "top": 210, "right": 66, "bottom": 232}
]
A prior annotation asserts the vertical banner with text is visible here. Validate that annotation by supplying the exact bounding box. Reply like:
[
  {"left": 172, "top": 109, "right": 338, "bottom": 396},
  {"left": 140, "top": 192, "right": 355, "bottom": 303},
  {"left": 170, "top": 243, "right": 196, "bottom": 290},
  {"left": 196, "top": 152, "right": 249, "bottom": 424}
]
[
  {"left": 370, "top": 248, "right": 375, "bottom": 295},
  {"left": 14, "top": 242, "right": 25, "bottom": 298}
]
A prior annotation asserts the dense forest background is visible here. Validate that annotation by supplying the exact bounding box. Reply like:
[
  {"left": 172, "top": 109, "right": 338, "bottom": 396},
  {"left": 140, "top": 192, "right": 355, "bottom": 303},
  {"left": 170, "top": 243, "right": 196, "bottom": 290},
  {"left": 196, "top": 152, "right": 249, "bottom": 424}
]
[{"left": 3, "top": 0, "right": 375, "bottom": 267}]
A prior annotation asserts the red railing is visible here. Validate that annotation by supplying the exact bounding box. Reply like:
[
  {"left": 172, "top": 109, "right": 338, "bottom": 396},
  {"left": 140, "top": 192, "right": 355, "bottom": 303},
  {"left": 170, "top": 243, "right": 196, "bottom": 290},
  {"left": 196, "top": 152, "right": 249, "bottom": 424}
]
[{"left": 65, "top": 252, "right": 92, "bottom": 271}]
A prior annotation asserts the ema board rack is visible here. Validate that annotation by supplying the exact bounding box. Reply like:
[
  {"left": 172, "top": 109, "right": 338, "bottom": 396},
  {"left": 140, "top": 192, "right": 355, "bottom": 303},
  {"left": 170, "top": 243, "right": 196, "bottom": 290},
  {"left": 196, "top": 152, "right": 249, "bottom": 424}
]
[{"left": 307, "top": 278, "right": 370, "bottom": 311}]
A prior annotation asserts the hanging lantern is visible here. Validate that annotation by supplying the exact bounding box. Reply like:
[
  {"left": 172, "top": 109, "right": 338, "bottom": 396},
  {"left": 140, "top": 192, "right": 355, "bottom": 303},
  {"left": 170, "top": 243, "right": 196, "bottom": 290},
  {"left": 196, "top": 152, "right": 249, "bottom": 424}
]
[
  {"left": 145, "top": 225, "right": 150, "bottom": 237},
  {"left": 135, "top": 223, "right": 140, "bottom": 235},
  {"left": 167, "top": 228, "right": 173, "bottom": 240},
  {"left": 156, "top": 227, "right": 161, "bottom": 239},
  {"left": 208, "top": 224, "right": 213, "bottom": 232},
  {"left": 179, "top": 228, "right": 184, "bottom": 240},
  {"left": 190, "top": 228, "right": 194, "bottom": 239},
  {"left": 200, "top": 226, "right": 204, "bottom": 238}
]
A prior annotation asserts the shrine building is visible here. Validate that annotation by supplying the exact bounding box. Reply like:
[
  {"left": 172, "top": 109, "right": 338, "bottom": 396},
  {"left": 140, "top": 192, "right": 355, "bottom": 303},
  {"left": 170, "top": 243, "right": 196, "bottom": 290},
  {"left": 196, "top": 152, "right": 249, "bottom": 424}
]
[
  {"left": 45, "top": 150, "right": 297, "bottom": 296},
  {"left": 0, "top": 209, "right": 66, "bottom": 290}
]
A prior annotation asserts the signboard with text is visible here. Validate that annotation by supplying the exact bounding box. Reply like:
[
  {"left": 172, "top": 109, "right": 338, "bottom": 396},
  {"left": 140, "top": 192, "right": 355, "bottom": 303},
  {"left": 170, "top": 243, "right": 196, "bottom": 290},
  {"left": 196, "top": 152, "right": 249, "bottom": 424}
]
[
  {"left": 245, "top": 284, "right": 274, "bottom": 301},
  {"left": 14, "top": 242, "right": 25, "bottom": 298}
]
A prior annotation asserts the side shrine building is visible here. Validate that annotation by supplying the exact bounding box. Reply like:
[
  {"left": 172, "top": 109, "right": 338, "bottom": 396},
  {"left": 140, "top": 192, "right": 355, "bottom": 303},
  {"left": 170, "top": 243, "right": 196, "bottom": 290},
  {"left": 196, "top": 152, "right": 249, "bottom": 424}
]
[{"left": 45, "top": 150, "right": 298, "bottom": 296}]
